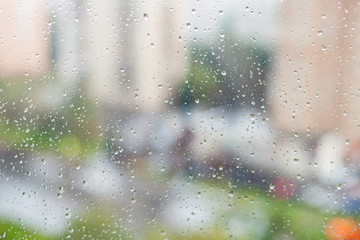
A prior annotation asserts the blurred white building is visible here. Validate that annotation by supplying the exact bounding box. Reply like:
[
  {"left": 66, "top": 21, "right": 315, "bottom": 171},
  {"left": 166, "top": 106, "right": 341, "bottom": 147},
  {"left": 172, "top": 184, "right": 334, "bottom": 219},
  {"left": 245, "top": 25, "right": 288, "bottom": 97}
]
[
  {"left": 0, "top": 0, "right": 187, "bottom": 112},
  {"left": 81, "top": 0, "right": 187, "bottom": 112}
]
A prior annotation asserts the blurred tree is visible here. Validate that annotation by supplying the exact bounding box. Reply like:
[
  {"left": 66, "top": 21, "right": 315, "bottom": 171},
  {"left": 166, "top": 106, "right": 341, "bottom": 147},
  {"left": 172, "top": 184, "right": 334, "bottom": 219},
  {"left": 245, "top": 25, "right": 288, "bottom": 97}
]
[{"left": 178, "top": 33, "right": 270, "bottom": 109}]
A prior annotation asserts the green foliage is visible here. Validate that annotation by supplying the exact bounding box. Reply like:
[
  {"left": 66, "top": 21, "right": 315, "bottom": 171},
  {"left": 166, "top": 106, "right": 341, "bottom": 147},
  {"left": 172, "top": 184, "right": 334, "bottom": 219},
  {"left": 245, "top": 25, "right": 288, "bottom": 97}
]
[
  {"left": 0, "top": 77, "right": 104, "bottom": 159},
  {"left": 179, "top": 35, "right": 270, "bottom": 108},
  {"left": 62, "top": 208, "right": 130, "bottom": 240},
  {"left": 0, "top": 220, "right": 51, "bottom": 240},
  {"left": 181, "top": 60, "right": 222, "bottom": 107}
]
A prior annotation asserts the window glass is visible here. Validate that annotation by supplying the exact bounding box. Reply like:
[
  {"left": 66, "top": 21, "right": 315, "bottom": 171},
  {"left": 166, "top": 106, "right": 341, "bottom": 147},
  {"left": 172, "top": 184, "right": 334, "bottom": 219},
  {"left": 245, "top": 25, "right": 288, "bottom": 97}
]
[{"left": 0, "top": 0, "right": 358, "bottom": 239}]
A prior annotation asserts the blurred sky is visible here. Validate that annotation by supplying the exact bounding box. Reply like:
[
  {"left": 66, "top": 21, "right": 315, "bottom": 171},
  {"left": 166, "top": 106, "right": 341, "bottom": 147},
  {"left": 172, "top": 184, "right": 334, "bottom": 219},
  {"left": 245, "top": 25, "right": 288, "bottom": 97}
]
[{"left": 187, "top": 0, "right": 281, "bottom": 44}]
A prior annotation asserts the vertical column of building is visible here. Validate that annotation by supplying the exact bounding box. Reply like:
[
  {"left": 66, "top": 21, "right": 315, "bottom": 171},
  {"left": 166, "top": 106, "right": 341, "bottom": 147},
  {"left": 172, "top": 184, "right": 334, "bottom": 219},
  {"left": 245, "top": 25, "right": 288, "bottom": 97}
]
[
  {"left": 49, "top": 0, "right": 80, "bottom": 85},
  {"left": 133, "top": 0, "right": 186, "bottom": 113},
  {"left": 82, "top": 0, "right": 122, "bottom": 107}
]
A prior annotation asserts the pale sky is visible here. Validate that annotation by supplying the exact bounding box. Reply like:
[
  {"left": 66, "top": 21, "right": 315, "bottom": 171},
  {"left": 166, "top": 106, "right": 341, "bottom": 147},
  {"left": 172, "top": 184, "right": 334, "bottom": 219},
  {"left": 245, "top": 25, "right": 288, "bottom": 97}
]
[{"left": 186, "top": 0, "right": 281, "bottom": 45}]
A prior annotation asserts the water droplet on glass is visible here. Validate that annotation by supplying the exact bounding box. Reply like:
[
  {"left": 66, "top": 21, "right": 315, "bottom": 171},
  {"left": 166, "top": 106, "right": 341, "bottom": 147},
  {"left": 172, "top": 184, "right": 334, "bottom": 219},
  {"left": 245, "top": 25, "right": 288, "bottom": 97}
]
[{"left": 228, "top": 190, "right": 234, "bottom": 197}]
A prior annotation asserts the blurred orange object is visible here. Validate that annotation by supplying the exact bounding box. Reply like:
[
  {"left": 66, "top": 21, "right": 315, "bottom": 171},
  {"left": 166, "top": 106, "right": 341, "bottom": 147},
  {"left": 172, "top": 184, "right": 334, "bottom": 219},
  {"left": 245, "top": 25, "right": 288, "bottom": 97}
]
[{"left": 326, "top": 218, "right": 360, "bottom": 240}]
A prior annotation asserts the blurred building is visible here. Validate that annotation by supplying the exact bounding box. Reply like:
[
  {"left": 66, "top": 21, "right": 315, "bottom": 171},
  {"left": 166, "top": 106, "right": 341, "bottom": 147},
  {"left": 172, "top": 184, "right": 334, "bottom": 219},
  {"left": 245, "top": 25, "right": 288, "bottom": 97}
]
[
  {"left": 49, "top": 0, "right": 81, "bottom": 85},
  {"left": 269, "top": 0, "right": 360, "bottom": 143},
  {"left": 0, "top": 0, "right": 51, "bottom": 78},
  {"left": 81, "top": 0, "right": 187, "bottom": 112},
  {"left": 0, "top": 0, "right": 186, "bottom": 112}
]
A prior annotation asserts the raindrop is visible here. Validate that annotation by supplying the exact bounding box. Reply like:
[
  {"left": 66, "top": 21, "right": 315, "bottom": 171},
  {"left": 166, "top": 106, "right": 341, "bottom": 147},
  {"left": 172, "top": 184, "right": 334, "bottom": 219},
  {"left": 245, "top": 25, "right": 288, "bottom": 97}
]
[{"left": 228, "top": 190, "right": 234, "bottom": 197}]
